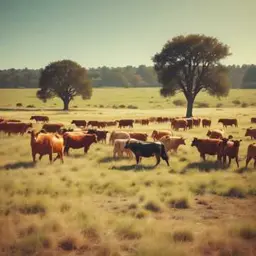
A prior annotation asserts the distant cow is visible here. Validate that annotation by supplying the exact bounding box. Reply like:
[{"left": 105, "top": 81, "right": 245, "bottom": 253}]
[
  {"left": 109, "top": 131, "right": 130, "bottom": 144},
  {"left": 192, "top": 118, "right": 201, "bottom": 127},
  {"left": 118, "top": 119, "right": 134, "bottom": 128},
  {"left": 4, "top": 122, "right": 32, "bottom": 136},
  {"left": 191, "top": 138, "right": 222, "bottom": 161},
  {"left": 87, "top": 129, "right": 108, "bottom": 143},
  {"left": 124, "top": 140, "right": 169, "bottom": 166},
  {"left": 87, "top": 121, "right": 99, "bottom": 128},
  {"left": 129, "top": 132, "right": 148, "bottom": 141},
  {"left": 202, "top": 118, "right": 211, "bottom": 128},
  {"left": 251, "top": 118, "right": 256, "bottom": 124},
  {"left": 245, "top": 128, "right": 256, "bottom": 139},
  {"left": 171, "top": 119, "right": 188, "bottom": 131},
  {"left": 42, "top": 123, "right": 64, "bottom": 133},
  {"left": 218, "top": 118, "right": 238, "bottom": 128},
  {"left": 30, "top": 115, "right": 49, "bottom": 123},
  {"left": 141, "top": 119, "right": 149, "bottom": 125},
  {"left": 63, "top": 132, "right": 97, "bottom": 155},
  {"left": 245, "top": 143, "right": 256, "bottom": 168},
  {"left": 106, "top": 121, "right": 117, "bottom": 127},
  {"left": 71, "top": 120, "right": 87, "bottom": 127},
  {"left": 6, "top": 119, "right": 21, "bottom": 122},
  {"left": 185, "top": 118, "right": 193, "bottom": 129},
  {"left": 151, "top": 130, "right": 173, "bottom": 141},
  {"left": 207, "top": 129, "right": 225, "bottom": 139},
  {"left": 160, "top": 136, "right": 186, "bottom": 153}
]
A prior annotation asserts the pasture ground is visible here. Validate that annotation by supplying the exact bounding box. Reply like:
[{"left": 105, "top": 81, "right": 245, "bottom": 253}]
[{"left": 0, "top": 89, "right": 256, "bottom": 256}]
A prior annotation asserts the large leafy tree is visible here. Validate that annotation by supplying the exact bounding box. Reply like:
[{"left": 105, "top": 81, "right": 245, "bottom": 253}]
[
  {"left": 152, "top": 34, "right": 231, "bottom": 117},
  {"left": 37, "top": 60, "right": 92, "bottom": 110}
]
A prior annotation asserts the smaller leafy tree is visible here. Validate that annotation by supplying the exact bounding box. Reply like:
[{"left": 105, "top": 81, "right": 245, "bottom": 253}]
[
  {"left": 37, "top": 60, "right": 92, "bottom": 110},
  {"left": 242, "top": 65, "right": 256, "bottom": 89},
  {"left": 152, "top": 34, "right": 231, "bottom": 117}
]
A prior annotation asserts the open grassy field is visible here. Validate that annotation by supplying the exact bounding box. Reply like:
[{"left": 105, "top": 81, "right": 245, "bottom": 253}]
[
  {"left": 0, "top": 89, "right": 256, "bottom": 256},
  {"left": 0, "top": 88, "right": 256, "bottom": 110}
]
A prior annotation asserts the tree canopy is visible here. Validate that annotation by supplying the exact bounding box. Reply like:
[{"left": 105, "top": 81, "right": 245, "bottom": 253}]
[
  {"left": 37, "top": 60, "right": 92, "bottom": 110},
  {"left": 242, "top": 65, "right": 256, "bottom": 89},
  {"left": 152, "top": 34, "right": 231, "bottom": 117}
]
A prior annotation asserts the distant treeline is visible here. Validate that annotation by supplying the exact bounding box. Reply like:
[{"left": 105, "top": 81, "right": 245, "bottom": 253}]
[{"left": 0, "top": 64, "right": 255, "bottom": 89}]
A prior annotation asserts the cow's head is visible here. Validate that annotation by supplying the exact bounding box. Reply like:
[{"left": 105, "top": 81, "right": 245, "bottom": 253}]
[
  {"left": 206, "top": 130, "right": 211, "bottom": 137},
  {"left": 232, "top": 139, "right": 242, "bottom": 148},
  {"left": 151, "top": 130, "right": 157, "bottom": 138},
  {"left": 191, "top": 137, "right": 198, "bottom": 147},
  {"left": 124, "top": 140, "right": 131, "bottom": 149},
  {"left": 30, "top": 116, "right": 34, "bottom": 120},
  {"left": 179, "top": 137, "right": 186, "bottom": 145}
]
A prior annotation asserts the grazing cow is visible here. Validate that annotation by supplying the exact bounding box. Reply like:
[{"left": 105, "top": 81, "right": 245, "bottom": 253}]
[
  {"left": 63, "top": 133, "right": 97, "bottom": 155},
  {"left": 191, "top": 138, "right": 222, "bottom": 161},
  {"left": 156, "top": 117, "right": 164, "bottom": 123},
  {"left": 218, "top": 118, "right": 238, "bottom": 128},
  {"left": 87, "top": 129, "right": 108, "bottom": 143},
  {"left": 220, "top": 138, "right": 241, "bottom": 167},
  {"left": 113, "top": 138, "right": 138, "bottom": 158},
  {"left": 97, "top": 121, "right": 107, "bottom": 129},
  {"left": 171, "top": 119, "right": 188, "bottom": 131},
  {"left": 4, "top": 122, "right": 32, "bottom": 136},
  {"left": 118, "top": 119, "right": 134, "bottom": 128},
  {"left": 202, "top": 118, "right": 211, "bottom": 128},
  {"left": 124, "top": 140, "right": 169, "bottom": 166},
  {"left": 251, "top": 118, "right": 256, "bottom": 124},
  {"left": 192, "top": 118, "right": 201, "bottom": 127},
  {"left": 71, "top": 120, "right": 87, "bottom": 127},
  {"left": 129, "top": 132, "right": 148, "bottom": 141},
  {"left": 109, "top": 131, "right": 130, "bottom": 144},
  {"left": 30, "top": 115, "right": 49, "bottom": 123},
  {"left": 29, "top": 130, "right": 64, "bottom": 163},
  {"left": 149, "top": 117, "right": 156, "bottom": 122},
  {"left": 159, "top": 136, "right": 186, "bottom": 153},
  {"left": 42, "top": 123, "right": 64, "bottom": 133},
  {"left": 135, "top": 119, "right": 141, "bottom": 124},
  {"left": 206, "top": 129, "right": 225, "bottom": 139},
  {"left": 246, "top": 143, "right": 256, "bottom": 168},
  {"left": 106, "top": 121, "right": 117, "bottom": 127},
  {"left": 141, "top": 119, "right": 149, "bottom": 125},
  {"left": 87, "top": 121, "right": 99, "bottom": 128},
  {"left": 245, "top": 128, "right": 256, "bottom": 139},
  {"left": 151, "top": 130, "right": 173, "bottom": 141},
  {"left": 185, "top": 118, "right": 193, "bottom": 129}
]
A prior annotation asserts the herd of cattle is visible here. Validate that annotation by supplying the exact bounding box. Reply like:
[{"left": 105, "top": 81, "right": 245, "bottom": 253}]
[{"left": 0, "top": 115, "right": 256, "bottom": 168}]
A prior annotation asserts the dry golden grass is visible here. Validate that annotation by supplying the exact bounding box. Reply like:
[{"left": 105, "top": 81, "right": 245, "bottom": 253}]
[{"left": 0, "top": 103, "right": 256, "bottom": 256}]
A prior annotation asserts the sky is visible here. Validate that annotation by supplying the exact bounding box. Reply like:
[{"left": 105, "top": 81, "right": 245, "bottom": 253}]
[{"left": 0, "top": 0, "right": 255, "bottom": 69}]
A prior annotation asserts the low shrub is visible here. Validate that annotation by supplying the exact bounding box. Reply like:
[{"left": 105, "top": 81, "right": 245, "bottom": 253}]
[
  {"left": 16, "top": 103, "right": 23, "bottom": 107},
  {"left": 173, "top": 99, "right": 186, "bottom": 106}
]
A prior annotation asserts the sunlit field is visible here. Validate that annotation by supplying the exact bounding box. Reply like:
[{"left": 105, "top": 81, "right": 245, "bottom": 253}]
[{"left": 0, "top": 89, "right": 256, "bottom": 256}]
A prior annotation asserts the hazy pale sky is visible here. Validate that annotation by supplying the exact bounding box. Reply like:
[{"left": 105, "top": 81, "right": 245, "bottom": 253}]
[{"left": 0, "top": 0, "right": 255, "bottom": 69}]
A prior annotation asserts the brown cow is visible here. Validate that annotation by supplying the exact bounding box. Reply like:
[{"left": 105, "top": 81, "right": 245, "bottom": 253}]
[
  {"left": 30, "top": 115, "right": 49, "bottom": 123},
  {"left": 29, "top": 130, "right": 64, "bottom": 163},
  {"left": 193, "top": 118, "right": 201, "bottom": 127},
  {"left": 220, "top": 138, "right": 241, "bottom": 167},
  {"left": 202, "top": 118, "right": 211, "bottom": 128},
  {"left": 245, "top": 128, "right": 256, "bottom": 139},
  {"left": 129, "top": 132, "right": 148, "bottom": 141},
  {"left": 207, "top": 129, "right": 225, "bottom": 139},
  {"left": 141, "top": 119, "right": 149, "bottom": 125},
  {"left": 160, "top": 136, "right": 186, "bottom": 153},
  {"left": 151, "top": 130, "right": 173, "bottom": 141},
  {"left": 171, "top": 119, "right": 188, "bottom": 131},
  {"left": 191, "top": 138, "right": 222, "bottom": 161},
  {"left": 63, "top": 133, "right": 97, "bottom": 155},
  {"left": 87, "top": 129, "right": 108, "bottom": 143},
  {"left": 106, "top": 121, "right": 117, "bottom": 127},
  {"left": 4, "top": 122, "right": 32, "bottom": 136},
  {"left": 109, "top": 131, "right": 130, "bottom": 144},
  {"left": 118, "top": 119, "right": 134, "bottom": 128},
  {"left": 245, "top": 143, "right": 256, "bottom": 168},
  {"left": 251, "top": 118, "right": 256, "bottom": 124},
  {"left": 42, "top": 123, "right": 64, "bottom": 133},
  {"left": 185, "top": 118, "right": 193, "bottom": 129},
  {"left": 218, "top": 118, "right": 238, "bottom": 128},
  {"left": 71, "top": 120, "right": 87, "bottom": 127},
  {"left": 97, "top": 121, "right": 107, "bottom": 129},
  {"left": 87, "top": 121, "right": 98, "bottom": 127}
]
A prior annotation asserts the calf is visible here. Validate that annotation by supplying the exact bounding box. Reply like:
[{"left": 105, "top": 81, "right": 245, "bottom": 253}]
[
  {"left": 202, "top": 118, "right": 211, "bottom": 128},
  {"left": 220, "top": 138, "right": 241, "bottom": 167},
  {"left": 151, "top": 130, "right": 173, "bottom": 141},
  {"left": 245, "top": 143, "right": 256, "bottom": 168},
  {"left": 63, "top": 132, "right": 97, "bottom": 155},
  {"left": 29, "top": 130, "right": 64, "bottom": 163},
  {"left": 113, "top": 138, "right": 138, "bottom": 158},
  {"left": 245, "top": 128, "right": 256, "bottom": 139},
  {"left": 160, "top": 136, "right": 186, "bottom": 153},
  {"left": 207, "top": 129, "right": 224, "bottom": 139},
  {"left": 218, "top": 118, "right": 238, "bottom": 128},
  {"left": 124, "top": 140, "right": 169, "bottom": 166},
  {"left": 191, "top": 138, "right": 222, "bottom": 161},
  {"left": 129, "top": 132, "right": 148, "bottom": 141},
  {"left": 109, "top": 131, "right": 130, "bottom": 144}
]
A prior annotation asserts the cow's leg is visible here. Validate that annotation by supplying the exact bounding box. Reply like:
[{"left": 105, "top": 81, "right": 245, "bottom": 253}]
[
  {"left": 254, "top": 158, "right": 256, "bottom": 168},
  {"left": 200, "top": 153, "right": 205, "bottom": 161},
  {"left": 235, "top": 156, "right": 239, "bottom": 167},
  {"left": 155, "top": 154, "right": 161, "bottom": 166},
  {"left": 223, "top": 155, "right": 227, "bottom": 165},
  {"left": 32, "top": 152, "right": 36, "bottom": 163},
  {"left": 84, "top": 146, "right": 88, "bottom": 154},
  {"left": 64, "top": 146, "right": 69, "bottom": 156},
  {"left": 246, "top": 157, "right": 251, "bottom": 168},
  {"left": 228, "top": 157, "right": 231, "bottom": 166},
  {"left": 49, "top": 151, "right": 53, "bottom": 163},
  {"left": 135, "top": 154, "right": 140, "bottom": 165},
  {"left": 39, "top": 154, "right": 43, "bottom": 161}
]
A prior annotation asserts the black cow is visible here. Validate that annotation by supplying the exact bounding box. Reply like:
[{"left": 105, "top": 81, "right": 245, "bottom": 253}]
[{"left": 124, "top": 140, "right": 169, "bottom": 166}]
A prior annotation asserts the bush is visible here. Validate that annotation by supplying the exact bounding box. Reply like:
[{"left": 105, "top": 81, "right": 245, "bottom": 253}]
[
  {"left": 173, "top": 99, "right": 186, "bottom": 106},
  {"left": 119, "top": 104, "right": 126, "bottom": 108},
  {"left": 127, "top": 105, "right": 138, "bottom": 109},
  {"left": 144, "top": 200, "right": 161, "bottom": 212},
  {"left": 196, "top": 102, "right": 209, "bottom": 108},
  {"left": 241, "top": 102, "right": 248, "bottom": 108},
  {"left": 167, "top": 197, "right": 189, "bottom": 209},
  {"left": 26, "top": 104, "right": 35, "bottom": 108},
  {"left": 73, "top": 105, "right": 78, "bottom": 108},
  {"left": 112, "top": 105, "right": 118, "bottom": 109},
  {"left": 173, "top": 230, "right": 194, "bottom": 242},
  {"left": 232, "top": 99, "right": 241, "bottom": 105},
  {"left": 99, "top": 104, "right": 104, "bottom": 108},
  {"left": 16, "top": 103, "right": 23, "bottom": 107},
  {"left": 216, "top": 103, "right": 223, "bottom": 108}
]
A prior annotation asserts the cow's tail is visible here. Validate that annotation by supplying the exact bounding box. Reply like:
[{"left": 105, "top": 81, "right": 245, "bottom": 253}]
[{"left": 160, "top": 143, "right": 169, "bottom": 160}]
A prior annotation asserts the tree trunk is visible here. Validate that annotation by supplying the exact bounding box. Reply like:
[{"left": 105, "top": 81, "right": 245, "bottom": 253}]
[
  {"left": 63, "top": 99, "right": 70, "bottom": 111},
  {"left": 186, "top": 97, "right": 194, "bottom": 118}
]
